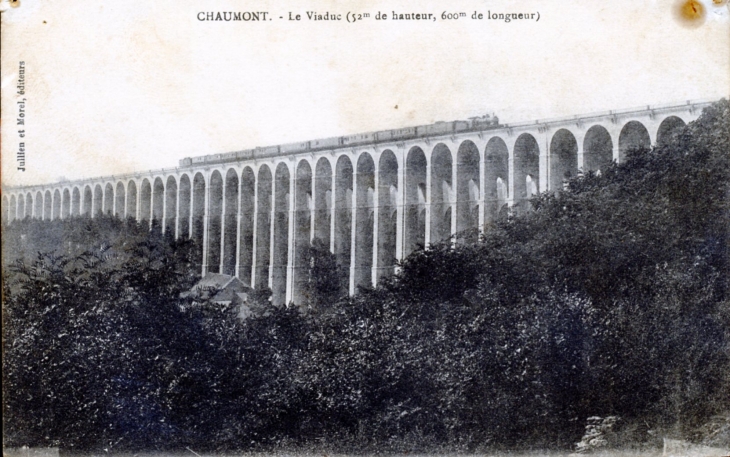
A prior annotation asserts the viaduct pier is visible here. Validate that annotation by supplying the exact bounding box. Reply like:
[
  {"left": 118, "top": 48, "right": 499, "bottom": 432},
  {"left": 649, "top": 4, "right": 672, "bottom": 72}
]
[{"left": 2, "top": 100, "right": 713, "bottom": 305}]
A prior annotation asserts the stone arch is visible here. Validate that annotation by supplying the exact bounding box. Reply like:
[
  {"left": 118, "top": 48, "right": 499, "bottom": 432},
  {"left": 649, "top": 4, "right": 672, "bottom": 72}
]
[
  {"left": 484, "top": 136, "right": 509, "bottom": 223},
  {"left": 272, "top": 162, "right": 291, "bottom": 305},
  {"left": 293, "top": 160, "right": 313, "bottom": 304},
  {"left": 314, "top": 157, "right": 333, "bottom": 248},
  {"left": 25, "top": 193, "right": 32, "bottom": 218},
  {"left": 31, "top": 192, "right": 39, "bottom": 219},
  {"left": 549, "top": 129, "right": 578, "bottom": 190},
  {"left": 35, "top": 191, "right": 44, "bottom": 219},
  {"left": 71, "top": 187, "right": 81, "bottom": 216},
  {"left": 82, "top": 185, "right": 93, "bottom": 216},
  {"left": 140, "top": 179, "right": 152, "bottom": 221},
  {"left": 583, "top": 125, "right": 613, "bottom": 173},
  {"left": 208, "top": 171, "right": 224, "bottom": 273},
  {"left": 93, "top": 184, "right": 103, "bottom": 216},
  {"left": 21, "top": 194, "right": 28, "bottom": 219},
  {"left": 2, "top": 195, "right": 9, "bottom": 224},
  {"left": 192, "top": 173, "right": 206, "bottom": 269},
  {"left": 456, "top": 140, "right": 480, "bottom": 239},
  {"left": 152, "top": 177, "right": 165, "bottom": 224},
  {"left": 126, "top": 181, "right": 137, "bottom": 220},
  {"left": 238, "top": 167, "right": 255, "bottom": 286},
  {"left": 514, "top": 133, "right": 540, "bottom": 207},
  {"left": 104, "top": 183, "right": 114, "bottom": 215},
  {"left": 254, "top": 165, "right": 273, "bottom": 290},
  {"left": 165, "top": 176, "right": 178, "bottom": 235},
  {"left": 45, "top": 190, "right": 53, "bottom": 220},
  {"left": 115, "top": 182, "right": 125, "bottom": 218},
  {"left": 656, "top": 116, "right": 686, "bottom": 146},
  {"left": 178, "top": 174, "right": 191, "bottom": 239},
  {"left": 9, "top": 195, "right": 17, "bottom": 222},
  {"left": 377, "top": 150, "right": 398, "bottom": 282},
  {"left": 430, "top": 144, "right": 453, "bottom": 244},
  {"left": 63, "top": 189, "right": 72, "bottom": 218},
  {"left": 355, "top": 153, "right": 375, "bottom": 290},
  {"left": 405, "top": 146, "right": 427, "bottom": 256},
  {"left": 619, "top": 120, "right": 651, "bottom": 161},
  {"left": 18, "top": 193, "right": 27, "bottom": 219},
  {"left": 31, "top": 192, "right": 40, "bottom": 219},
  {"left": 21, "top": 194, "right": 27, "bottom": 219},
  {"left": 334, "top": 155, "right": 354, "bottom": 293},
  {"left": 53, "top": 190, "right": 61, "bottom": 220},
  {"left": 221, "top": 169, "right": 239, "bottom": 276}
]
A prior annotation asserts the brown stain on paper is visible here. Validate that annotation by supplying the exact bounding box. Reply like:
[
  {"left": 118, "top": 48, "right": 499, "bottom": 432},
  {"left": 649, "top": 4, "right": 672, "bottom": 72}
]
[{"left": 675, "top": 0, "right": 707, "bottom": 27}]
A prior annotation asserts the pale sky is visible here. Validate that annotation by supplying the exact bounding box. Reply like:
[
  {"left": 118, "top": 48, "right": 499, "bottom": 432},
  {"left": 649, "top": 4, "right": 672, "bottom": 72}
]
[{"left": 1, "top": 0, "right": 729, "bottom": 187}]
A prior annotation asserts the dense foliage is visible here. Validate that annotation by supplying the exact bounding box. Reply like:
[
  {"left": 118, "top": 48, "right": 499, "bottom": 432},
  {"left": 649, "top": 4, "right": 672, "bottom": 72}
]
[{"left": 3, "top": 100, "right": 729, "bottom": 453}]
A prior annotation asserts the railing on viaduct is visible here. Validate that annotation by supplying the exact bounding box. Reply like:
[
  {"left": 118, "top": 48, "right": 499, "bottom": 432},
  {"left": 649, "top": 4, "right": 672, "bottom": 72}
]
[{"left": 2, "top": 99, "right": 715, "bottom": 305}]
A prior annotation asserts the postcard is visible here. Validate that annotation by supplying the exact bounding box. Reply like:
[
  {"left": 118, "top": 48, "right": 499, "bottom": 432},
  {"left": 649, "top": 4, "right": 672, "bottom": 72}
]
[{"left": 2, "top": 0, "right": 729, "bottom": 454}]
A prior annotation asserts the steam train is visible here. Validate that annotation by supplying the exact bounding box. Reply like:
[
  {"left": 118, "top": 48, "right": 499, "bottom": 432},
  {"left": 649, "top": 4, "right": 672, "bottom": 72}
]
[{"left": 179, "top": 115, "right": 500, "bottom": 167}]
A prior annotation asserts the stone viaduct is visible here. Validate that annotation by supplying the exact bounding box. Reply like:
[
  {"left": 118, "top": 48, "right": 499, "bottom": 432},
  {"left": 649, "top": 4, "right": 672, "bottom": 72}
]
[{"left": 2, "top": 100, "right": 714, "bottom": 305}]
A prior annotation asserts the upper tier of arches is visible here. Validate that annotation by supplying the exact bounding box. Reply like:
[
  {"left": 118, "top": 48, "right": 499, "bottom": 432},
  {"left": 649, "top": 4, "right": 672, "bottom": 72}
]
[{"left": 2, "top": 107, "right": 697, "bottom": 226}]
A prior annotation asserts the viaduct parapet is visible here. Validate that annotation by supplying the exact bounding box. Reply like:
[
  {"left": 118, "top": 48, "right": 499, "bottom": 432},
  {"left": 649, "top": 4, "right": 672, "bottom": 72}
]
[{"left": 2, "top": 100, "right": 714, "bottom": 305}]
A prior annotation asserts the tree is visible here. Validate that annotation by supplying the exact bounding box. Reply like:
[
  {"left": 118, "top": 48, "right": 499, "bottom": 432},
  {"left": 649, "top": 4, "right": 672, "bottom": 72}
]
[{"left": 302, "top": 237, "right": 346, "bottom": 312}]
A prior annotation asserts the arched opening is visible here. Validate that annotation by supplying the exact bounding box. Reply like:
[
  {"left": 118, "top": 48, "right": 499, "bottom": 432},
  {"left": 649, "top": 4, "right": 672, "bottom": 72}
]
[
  {"left": 293, "top": 160, "right": 313, "bottom": 304},
  {"left": 208, "top": 171, "right": 224, "bottom": 274},
  {"left": 314, "top": 158, "right": 333, "bottom": 248},
  {"left": 44, "top": 190, "right": 52, "bottom": 220},
  {"left": 239, "top": 168, "right": 255, "bottom": 285},
  {"left": 115, "top": 182, "right": 125, "bottom": 218},
  {"left": 140, "top": 179, "right": 152, "bottom": 221},
  {"left": 549, "top": 129, "right": 578, "bottom": 190},
  {"left": 334, "top": 156, "right": 354, "bottom": 293},
  {"left": 583, "top": 125, "right": 613, "bottom": 173},
  {"left": 656, "top": 116, "right": 686, "bottom": 146},
  {"left": 53, "top": 190, "right": 61, "bottom": 220},
  {"left": 126, "top": 181, "right": 137, "bottom": 220},
  {"left": 514, "top": 133, "right": 540, "bottom": 210},
  {"left": 9, "top": 195, "right": 17, "bottom": 222},
  {"left": 93, "top": 184, "right": 103, "bottom": 216},
  {"left": 405, "top": 147, "right": 427, "bottom": 256},
  {"left": 484, "top": 136, "right": 509, "bottom": 224},
  {"left": 83, "top": 186, "right": 93, "bottom": 216},
  {"left": 2, "top": 196, "right": 8, "bottom": 225},
  {"left": 254, "top": 166, "right": 273, "bottom": 290},
  {"left": 178, "top": 175, "right": 191, "bottom": 239},
  {"left": 63, "top": 189, "right": 72, "bottom": 218},
  {"left": 456, "top": 140, "right": 480, "bottom": 240},
  {"left": 152, "top": 178, "right": 165, "bottom": 225},
  {"left": 72, "top": 188, "right": 81, "bottom": 216},
  {"left": 104, "top": 184, "right": 114, "bottom": 215},
  {"left": 221, "top": 169, "right": 239, "bottom": 276},
  {"left": 377, "top": 150, "right": 398, "bottom": 282},
  {"left": 35, "top": 191, "right": 44, "bottom": 219},
  {"left": 355, "top": 153, "right": 375, "bottom": 290},
  {"left": 18, "top": 194, "right": 26, "bottom": 220},
  {"left": 619, "top": 121, "right": 650, "bottom": 161},
  {"left": 25, "top": 193, "right": 32, "bottom": 218},
  {"left": 430, "top": 144, "right": 453, "bottom": 244},
  {"left": 192, "top": 173, "right": 206, "bottom": 269},
  {"left": 272, "top": 163, "right": 290, "bottom": 305},
  {"left": 18, "top": 194, "right": 27, "bottom": 219},
  {"left": 165, "top": 176, "right": 178, "bottom": 236},
  {"left": 31, "top": 192, "right": 40, "bottom": 219}
]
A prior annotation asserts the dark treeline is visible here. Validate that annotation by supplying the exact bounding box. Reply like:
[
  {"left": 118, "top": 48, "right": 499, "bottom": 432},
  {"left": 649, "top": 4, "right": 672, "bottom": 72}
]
[{"left": 3, "top": 100, "right": 729, "bottom": 453}]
